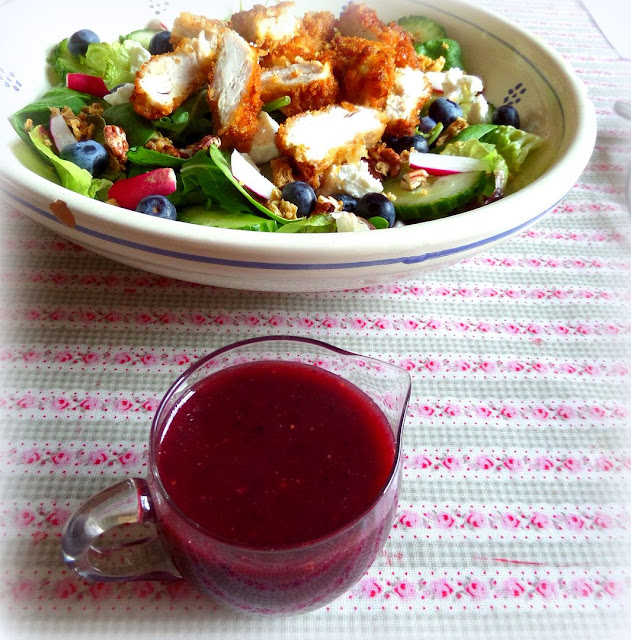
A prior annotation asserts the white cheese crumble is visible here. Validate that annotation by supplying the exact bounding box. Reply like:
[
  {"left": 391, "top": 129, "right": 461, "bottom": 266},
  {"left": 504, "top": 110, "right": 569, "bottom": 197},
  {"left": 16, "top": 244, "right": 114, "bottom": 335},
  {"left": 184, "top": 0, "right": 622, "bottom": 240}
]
[{"left": 319, "top": 160, "right": 383, "bottom": 198}]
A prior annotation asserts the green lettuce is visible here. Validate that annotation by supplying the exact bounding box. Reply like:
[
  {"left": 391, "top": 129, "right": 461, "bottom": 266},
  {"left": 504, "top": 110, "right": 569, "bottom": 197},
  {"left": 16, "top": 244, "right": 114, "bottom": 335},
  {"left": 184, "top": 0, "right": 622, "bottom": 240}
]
[
  {"left": 48, "top": 38, "right": 148, "bottom": 87},
  {"left": 415, "top": 38, "right": 464, "bottom": 70},
  {"left": 27, "top": 126, "right": 111, "bottom": 197},
  {"left": 481, "top": 125, "right": 543, "bottom": 174}
]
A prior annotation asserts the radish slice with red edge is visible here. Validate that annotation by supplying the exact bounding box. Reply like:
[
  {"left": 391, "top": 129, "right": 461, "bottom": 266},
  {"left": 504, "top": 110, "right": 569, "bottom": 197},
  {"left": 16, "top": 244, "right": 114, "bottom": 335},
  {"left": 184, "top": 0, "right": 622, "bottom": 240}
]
[
  {"left": 230, "top": 149, "right": 275, "bottom": 200},
  {"left": 66, "top": 73, "right": 109, "bottom": 98},
  {"left": 49, "top": 114, "right": 77, "bottom": 153},
  {"left": 108, "top": 168, "right": 177, "bottom": 211},
  {"left": 408, "top": 150, "right": 488, "bottom": 176}
]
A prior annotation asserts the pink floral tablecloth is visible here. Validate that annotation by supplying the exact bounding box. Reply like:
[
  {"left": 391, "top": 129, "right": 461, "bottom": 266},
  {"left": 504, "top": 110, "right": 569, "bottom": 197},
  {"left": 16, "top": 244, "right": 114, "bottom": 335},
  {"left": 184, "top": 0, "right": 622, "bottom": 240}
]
[{"left": 1, "top": 1, "right": 630, "bottom": 638}]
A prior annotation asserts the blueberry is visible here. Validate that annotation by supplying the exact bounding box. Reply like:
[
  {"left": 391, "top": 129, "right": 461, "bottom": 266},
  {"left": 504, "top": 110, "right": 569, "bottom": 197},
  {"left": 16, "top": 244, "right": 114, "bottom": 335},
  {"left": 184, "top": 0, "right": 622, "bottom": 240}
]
[
  {"left": 492, "top": 104, "right": 520, "bottom": 128},
  {"left": 333, "top": 193, "right": 358, "bottom": 212},
  {"left": 135, "top": 195, "right": 177, "bottom": 220},
  {"left": 428, "top": 97, "right": 463, "bottom": 127},
  {"left": 67, "top": 30, "right": 100, "bottom": 56},
  {"left": 417, "top": 115, "right": 437, "bottom": 134},
  {"left": 60, "top": 140, "right": 109, "bottom": 176},
  {"left": 355, "top": 193, "right": 396, "bottom": 227},
  {"left": 390, "top": 134, "right": 429, "bottom": 155},
  {"left": 281, "top": 181, "right": 316, "bottom": 216},
  {"left": 149, "top": 31, "right": 173, "bottom": 55}
]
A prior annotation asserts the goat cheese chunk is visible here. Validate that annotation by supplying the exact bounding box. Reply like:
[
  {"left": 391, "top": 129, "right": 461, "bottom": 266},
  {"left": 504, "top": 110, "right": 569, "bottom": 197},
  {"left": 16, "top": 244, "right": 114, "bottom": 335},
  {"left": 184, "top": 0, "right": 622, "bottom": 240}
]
[{"left": 320, "top": 160, "right": 383, "bottom": 198}]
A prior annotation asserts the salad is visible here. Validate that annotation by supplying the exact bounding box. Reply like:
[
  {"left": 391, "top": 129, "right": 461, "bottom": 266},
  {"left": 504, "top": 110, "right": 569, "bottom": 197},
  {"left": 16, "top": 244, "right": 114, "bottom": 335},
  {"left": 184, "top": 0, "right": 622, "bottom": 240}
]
[{"left": 10, "top": 1, "right": 543, "bottom": 233}]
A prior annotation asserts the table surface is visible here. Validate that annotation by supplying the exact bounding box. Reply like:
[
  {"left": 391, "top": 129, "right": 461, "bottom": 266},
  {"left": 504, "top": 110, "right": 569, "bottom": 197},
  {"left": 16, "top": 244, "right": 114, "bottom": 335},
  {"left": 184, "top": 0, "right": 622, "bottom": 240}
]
[{"left": 1, "top": 1, "right": 630, "bottom": 638}]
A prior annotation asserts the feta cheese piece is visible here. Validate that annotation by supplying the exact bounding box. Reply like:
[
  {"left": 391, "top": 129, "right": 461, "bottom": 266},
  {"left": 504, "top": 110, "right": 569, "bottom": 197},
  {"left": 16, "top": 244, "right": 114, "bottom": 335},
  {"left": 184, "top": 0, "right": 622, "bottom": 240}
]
[
  {"left": 441, "top": 68, "right": 483, "bottom": 102},
  {"left": 467, "top": 94, "right": 491, "bottom": 124},
  {"left": 104, "top": 83, "right": 135, "bottom": 106},
  {"left": 319, "top": 160, "right": 384, "bottom": 198},
  {"left": 249, "top": 111, "right": 280, "bottom": 165},
  {"left": 123, "top": 39, "right": 152, "bottom": 73}
]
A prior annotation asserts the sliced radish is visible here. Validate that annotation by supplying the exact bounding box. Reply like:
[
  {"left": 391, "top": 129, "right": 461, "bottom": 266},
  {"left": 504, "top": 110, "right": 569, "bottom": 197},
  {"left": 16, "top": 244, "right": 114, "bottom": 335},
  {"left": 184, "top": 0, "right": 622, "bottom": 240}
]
[
  {"left": 49, "top": 114, "right": 77, "bottom": 153},
  {"left": 66, "top": 73, "right": 109, "bottom": 97},
  {"left": 230, "top": 149, "right": 275, "bottom": 200},
  {"left": 424, "top": 71, "right": 445, "bottom": 93},
  {"left": 108, "top": 168, "right": 177, "bottom": 210},
  {"left": 409, "top": 150, "right": 488, "bottom": 176}
]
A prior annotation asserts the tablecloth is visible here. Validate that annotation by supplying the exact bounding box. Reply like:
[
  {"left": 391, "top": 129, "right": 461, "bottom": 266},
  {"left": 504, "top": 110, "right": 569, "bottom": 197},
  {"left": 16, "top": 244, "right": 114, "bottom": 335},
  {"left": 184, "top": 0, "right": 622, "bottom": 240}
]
[{"left": 1, "top": 0, "right": 630, "bottom": 638}]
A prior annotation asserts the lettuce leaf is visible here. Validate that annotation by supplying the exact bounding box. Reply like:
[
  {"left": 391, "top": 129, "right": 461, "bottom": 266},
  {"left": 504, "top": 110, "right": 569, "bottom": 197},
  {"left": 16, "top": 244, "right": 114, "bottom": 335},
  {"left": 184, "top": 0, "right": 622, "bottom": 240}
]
[
  {"left": 48, "top": 38, "right": 149, "bottom": 88},
  {"left": 276, "top": 214, "right": 336, "bottom": 233},
  {"left": 10, "top": 86, "right": 93, "bottom": 143},
  {"left": 441, "top": 138, "right": 509, "bottom": 197},
  {"left": 415, "top": 38, "right": 464, "bottom": 70},
  {"left": 27, "top": 126, "right": 110, "bottom": 197},
  {"left": 480, "top": 125, "right": 543, "bottom": 174}
]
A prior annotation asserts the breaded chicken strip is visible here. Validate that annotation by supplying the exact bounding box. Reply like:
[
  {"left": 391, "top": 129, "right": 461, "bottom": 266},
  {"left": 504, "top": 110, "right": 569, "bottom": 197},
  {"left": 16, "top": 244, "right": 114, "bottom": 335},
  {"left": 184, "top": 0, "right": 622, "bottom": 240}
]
[
  {"left": 384, "top": 66, "right": 432, "bottom": 137},
  {"left": 171, "top": 11, "right": 227, "bottom": 49},
  {"left": 230, "top": 1, "right": 300, "bottom": 49},
  {"left": 207, "top": 29, "right": 263, "bottom": 152},
  {"left": 130, "top": 35, "right": 216, "bottom": 120},
  {"left": 331, "top": 37, "right": 396, "bottom": 109},
  {"left": 336, "top": 3, "right": 420, "bottom": 69},
  {"left": 277, "top": 103, "right": 387, "bottom": 185},
  {"left": 261, "top": 61, "right": 338, "bottom": 116},
  {"left": 261, "top": 11, "right": 336, "bottom": 67}
]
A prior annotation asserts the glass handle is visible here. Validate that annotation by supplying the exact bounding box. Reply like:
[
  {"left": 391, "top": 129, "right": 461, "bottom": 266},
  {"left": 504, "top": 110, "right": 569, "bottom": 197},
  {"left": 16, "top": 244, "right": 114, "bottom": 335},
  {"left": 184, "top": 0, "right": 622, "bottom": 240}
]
[{"left": 61, "top": 478, "right": 181, "bottom": 582}]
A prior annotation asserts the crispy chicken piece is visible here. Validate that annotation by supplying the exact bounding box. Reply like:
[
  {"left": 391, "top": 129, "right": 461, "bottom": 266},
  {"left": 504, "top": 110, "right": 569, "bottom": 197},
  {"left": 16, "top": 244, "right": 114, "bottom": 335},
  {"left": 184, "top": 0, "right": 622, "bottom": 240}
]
[
  {"left": 336, "top": 3, "right": 420, "bottom": 69},
  {"left": 261, "top": 11, "right": 336, "bottom": 67},
  {"left": 130, "top": 35, "right": 216, "bottom": 120},
  {"left": 384, "top": 66, "right": 432, "bottom": 137},
  {"left": 276, "top": 103, "right": 387, "bottom": 185},
  {"left": 261, "top": 61, "right": 338, "bottom": 116},
  {"left": 331, "top": 37, "right": 396, "bottom": 109},
  {"left": 230, "top": 1, "right": 300, "bottom": 49},
  {"left": 207, "top": 29, "right": 263, "bottom": 152},
  {"left": 171, "top": 11, "right": 227, "bottom": 49}
]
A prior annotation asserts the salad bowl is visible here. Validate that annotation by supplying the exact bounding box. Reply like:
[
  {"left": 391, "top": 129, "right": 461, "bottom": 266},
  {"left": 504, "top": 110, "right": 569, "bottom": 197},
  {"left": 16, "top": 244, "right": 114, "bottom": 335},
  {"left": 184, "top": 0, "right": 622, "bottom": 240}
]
[{"left": 0, "top": 0, "right": 596, "bottom": 292}]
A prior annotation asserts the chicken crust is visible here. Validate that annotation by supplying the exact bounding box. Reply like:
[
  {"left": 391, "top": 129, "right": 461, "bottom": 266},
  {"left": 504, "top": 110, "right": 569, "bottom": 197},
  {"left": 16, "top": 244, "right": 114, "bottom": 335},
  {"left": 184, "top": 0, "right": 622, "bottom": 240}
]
[
  {"left": 261, "top": 61, "right": 338, "bottom": 116},
  {"left": 171, "top": 12, "right": 227, "bottom": 48},
  {"left": 277, "top": 103, "right": 387, "bottom": 186},
  {"left": 331, "top": 36, "right": 396, "bottom": 109},
  {"left": 336, "top": 3, "right": 420, "bottom": 69},
  {"left": 207, "top": 30, "right": 263, "bottom": 152}
]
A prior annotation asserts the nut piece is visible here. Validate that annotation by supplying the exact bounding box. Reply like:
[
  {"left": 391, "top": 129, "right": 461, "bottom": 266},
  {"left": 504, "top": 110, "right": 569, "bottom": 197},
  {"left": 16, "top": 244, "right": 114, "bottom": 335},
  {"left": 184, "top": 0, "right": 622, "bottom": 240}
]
[{"left": 401, "top": 168, "right": 430, "bottom": 191}]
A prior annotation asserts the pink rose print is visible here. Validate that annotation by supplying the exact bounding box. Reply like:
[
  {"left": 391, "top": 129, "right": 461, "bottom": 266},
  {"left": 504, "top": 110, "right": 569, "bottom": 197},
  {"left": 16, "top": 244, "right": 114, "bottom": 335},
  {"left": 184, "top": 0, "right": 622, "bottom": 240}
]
[
  {"left": 118, "top": 451, "right": 139, "bottom": 466},
  {"left": 51, "top": 450, "right": 73, "bottom": 466},
  {"left": 399, "top": 359, "right": 416, "bottom": 371},
  {"left": 436, "top": 512, "right": 455, "bottom": 528},
  {"left": 115, "top": 398, "right": 134, "bottom": 412},
  {"left": 465, "top": 580, "right": 488, "bottom": 599},
  {"left": 502, "top": 578, "right": 526, "bottom": 597},
  {"left": 477, "top": 322, "right": 492, "bottom": 332},
  {"left": 159, "top": 312, "right": 178, "bottom": 324},
  {"left": 555, "top": 325, "right": 570, "bottom": 335},
  {"left": 79, "top": 396, "right": 100, "bottom": 411},
  {"left": 593, "top": 513, "right": 613, "bottom": 528},
  {"left": 503, "top": 456, "right": 523, "bottom": 471},
  {"left": 475, "top": 455, "right": 495, "bottom": 470},
  {"left": 189, "top": 313, "right": 206, "bottom": 325},
  {"left": 321, "top": 316, "right": 339, "bottom": 329},
  {"left": 426, "top": 319, "right": 441, "bottom": 330},
  {"left": 590, "top": 407, "right": 607, "bottom": 419},
  {"left": 425, "top": 359, "right": 442, "bottom": 372},
  {"left": 81, "top": 352, "right": 99, "bottom": 364},
  {"left": 563, "top": 457, "right": 582, "bottom": 472},
  {"left": 352, "top": 317, "right": 366, "bottom": 329},
  {"left": 442, "top": 456, "right": 461, "bottom": 470},
  {"left": 526, "top": 323, "right": 543, "bottom": 334},
  {"left": 533, "top": 406, "right": 549, "bottom": 420},
  {"left": 412, "top": 454, "right": 433, "bottom": 469},
  {"left": 507, "top": 360, "right": 525, "bottom": 372},
  {"left": 15, "top": 509, "right": 36, "bottom": 527},
  {"left": 532, "top": 362, "right": 549, "bottom": 373},
  {"left": 465, "top": 511, "right": 486, "bottom": 528},
  {"left": 454, "top": 359, "right": 471, "bottom": 371},
  {"left": 55, "top": 578, "right": 79, "bottom": 599},
  {"left": 535, "top": 456, "right": 554, "bottom": 471},
  {"left": 45, "top": 508, "right": 70, "bottom": 527},
  {"left": 393, "top": 580, "right": 417, "bottom": 599},
  {"left": 398, "top": 510, "right": 420, "bottom": 528},
  {"left": 15, "top": 394, "right": 38, "bottom": 409},
  {"left": 404, "top": 319, "right": 419, "bottom": 330},
  {"left": 133, "top": 582, "right": 156, "bottom": 598},
  {"left": 571, "top": 579, "right": 594, "bottom": 597},
  {"left": 595, "top": 456, "right": 613, "bottom": 471},
  {"left": 566, "top": 514, "right": 585, "bottom": 530},
  {"left": 140, "top": 354, "right": 158, "bottom": 366},
  {"left": 501, "top": 513, "right": 521, "bottom": 529},
  {"left": 22, "top": 351, "right": 43, "bottom": 362},
  {"left": 88, "top": 450, "right": 108, "bottom": 465},
  {"left": 432, "top": 579, "right": 454, "bottom": 599},
  {"left": 374, "top": 318, "right": 390, "bottom": 329},
  {"left": 418, "top": 405, "right": 435, "bottom": 417},
  {"left": 51, "top": 396, "right": 71, "bottom": 411},
  {"left": 88, "top": 582, "right": 112, "bottom": 599},
  {"left": 21, "top": 448, "right": 42, "bottom": 464},
  {"left": 443, "top": 403, "right": 461, "bottom": 417},
  {"left": 602, "top": 580, "right": 623, "bottom": 597},
  {"left": 529, "top": 513, "right": 549, "bottom": 529},
  {"left": 113, "top": 352, "right": 132, "bottom": 364},
  {"left": 11, "top": 580, "right": 34, "bottom": 601},
  {"left": 55, "top": 351, "right": 74, "bottom": 362},
  {"left": 476, "top": 405, "right": 492, "bottom": 418},
  {"left": 535, "top": 580, "right": 558, "bottom": 599},
  {"left": 500, "top": 405, "right": 518, "bottom": 418},
  {"left": 141, "top": 398, "right": 159, "bottom": 412},
  {"left": 361, "top": 578, "right": 383, "bottom": 598},
  {"left": 104, "top": 311, "right": 122, "bottom": 322}
]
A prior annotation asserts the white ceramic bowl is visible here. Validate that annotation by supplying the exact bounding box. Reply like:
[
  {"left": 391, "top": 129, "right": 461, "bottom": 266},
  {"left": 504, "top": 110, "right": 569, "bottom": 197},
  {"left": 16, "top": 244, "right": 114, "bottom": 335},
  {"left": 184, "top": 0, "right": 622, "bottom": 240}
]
[{"left": 0, "top": 0, "right": 596, "bottom": 292}]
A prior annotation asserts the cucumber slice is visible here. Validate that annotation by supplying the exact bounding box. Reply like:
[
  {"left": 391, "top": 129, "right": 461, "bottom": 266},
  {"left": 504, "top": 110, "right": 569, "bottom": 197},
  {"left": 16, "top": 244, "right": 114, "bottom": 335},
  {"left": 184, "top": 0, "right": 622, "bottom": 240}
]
[
  {"left": 122, "top": 29, "right": 159, "bottom": 50},
  {"left": 385, "top": 171, "right": 486, "bottom": 221},
  {"left": 178, "top": 205, "right": 278, "bottom": 232},
  {"left": 397, "top": 16, "right": 447, "bottom": 43}
]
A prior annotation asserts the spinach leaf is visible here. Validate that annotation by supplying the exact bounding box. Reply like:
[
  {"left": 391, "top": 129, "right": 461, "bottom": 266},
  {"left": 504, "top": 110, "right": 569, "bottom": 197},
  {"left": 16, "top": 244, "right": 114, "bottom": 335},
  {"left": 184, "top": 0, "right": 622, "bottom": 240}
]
[
  {"left": 156, "top": 90, "right": 212, "bottom": 143},
  {"left": 276, "top": 214, "right": 336, "bottom": 233},
  {"left": 126, "top": 147, "right": 186, "bottom": 168},
  {"left": 415, "top": 38, "right": 464, "bottom": 70},
  {"left": 102, "top": 103, "right": 156, "bottom": 147}
]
